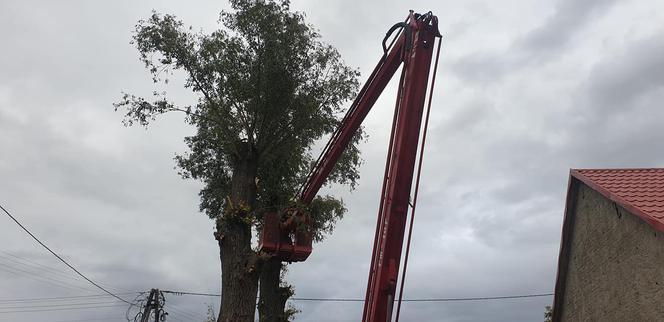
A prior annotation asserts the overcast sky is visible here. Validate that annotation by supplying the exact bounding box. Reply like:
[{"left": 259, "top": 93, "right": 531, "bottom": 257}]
[{"left": 2, "top": 0, "right": 664, "bottom": 321}]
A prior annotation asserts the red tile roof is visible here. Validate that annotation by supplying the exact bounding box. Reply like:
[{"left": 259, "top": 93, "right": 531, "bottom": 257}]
[
  {"left": 552, "top": 168, "right": 664, "bottom": 321},
  {"left": 572, "top": 168, "right": 664, "bottom": 233}
]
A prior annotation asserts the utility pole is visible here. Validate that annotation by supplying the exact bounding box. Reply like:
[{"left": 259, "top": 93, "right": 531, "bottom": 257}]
[{"left": 140, "top": 288, "right": 166, "bottom": 322}]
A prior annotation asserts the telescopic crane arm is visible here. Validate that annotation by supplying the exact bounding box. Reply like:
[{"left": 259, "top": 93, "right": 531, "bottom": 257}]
[{"left": 259, "top": 10, "right": 441, "bottom": 322}]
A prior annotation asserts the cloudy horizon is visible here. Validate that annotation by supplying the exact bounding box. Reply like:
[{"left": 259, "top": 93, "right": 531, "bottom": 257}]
[{"left": 2, "top": 0, "right": 664, "bottom": 321}]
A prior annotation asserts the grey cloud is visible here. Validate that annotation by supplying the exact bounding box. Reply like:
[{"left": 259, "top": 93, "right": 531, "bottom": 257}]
[
  {"left": 517, "top": 0, "right": 618, "bottom": 55},
  {"left": 3, "top": 0, "right": 664, "bottom": 321},
  {"left": 585, "top": 32, "right": 664, "bottom": 113},
  {"left": 451, "top": 0, "right": 619, "bottom": 84},
  {"left": 450, "top": 52, "right": 513, "bottom": 85}
]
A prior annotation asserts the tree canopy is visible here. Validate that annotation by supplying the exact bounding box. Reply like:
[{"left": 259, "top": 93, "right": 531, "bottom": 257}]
[
  {"left": 116, "top": 0, "right": 362, "bottom": 228},
  {"left": 115, "top": 1, "right": 364, "bottom": 320}
]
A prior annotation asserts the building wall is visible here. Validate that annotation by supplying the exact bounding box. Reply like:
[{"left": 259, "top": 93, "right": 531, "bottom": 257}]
[{"left": 560, "top": 183, "right": 664, "bottom": 321}]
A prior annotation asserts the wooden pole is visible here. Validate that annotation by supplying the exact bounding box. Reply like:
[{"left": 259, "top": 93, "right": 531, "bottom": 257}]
[{"left": 140, "top": 289, "right": 156, "bottom": 322}]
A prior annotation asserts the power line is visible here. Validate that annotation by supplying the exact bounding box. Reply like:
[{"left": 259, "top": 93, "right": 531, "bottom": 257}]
[
  {"left": 0, "top": 304, "right": 127, "bottom": 314},
  {"left": 0, "top": 300, "right": 120, "bottom": 310},
  {"left": 163, "top": 290, "right": 219, "bottom": 297},
  {"left": 0, "top": 203, "right": 133, "bottom": 305},
  {"left": 162, "top": 290, "right": 553, "bottom": 302},
  {"left": 0, "top": 251, "right": 129, "bottom": 293},
  {"left": 0, "top": 251, "right": 87, "bottom": 280},
  {"left": 0, "top": 292, "right": 141, "bottom": 303},
  {"left": 291, "top": 293, "right": 554, "bottom": 302},
  {"left": 166, "top": 304, "right": 205, "bottom": 321},
  {"left": 0, "top": 255, "right": 99, "bottom": 292},
  {"left": 0, "top": 291, "right": 553, "bottom": 316},
  {"left": 159, "top": 291, "right": 207, "bottom": 320},
  {"left": 0, "top": 262, "right": 96, "bottom": 292},
  {"left": 52, "top": 317, "right": 127, "bottom": 322}
]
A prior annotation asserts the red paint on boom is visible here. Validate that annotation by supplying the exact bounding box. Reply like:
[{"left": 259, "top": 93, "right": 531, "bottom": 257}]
[{"left": 258, "top": 10, "right": 441, "bottom": 321}]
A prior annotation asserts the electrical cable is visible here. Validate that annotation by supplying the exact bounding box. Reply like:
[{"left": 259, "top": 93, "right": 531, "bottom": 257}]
[
  {"left": 0, "top": 255, "right": 110, "bottom": 294},
  {"left": 162, "top": 290, "right": 219, "bottom": 297},
  {"left": 0, "top": 301, "right": 121, "bottom": 310},
  {"left": 0, "top": 252, "right": 88, "bottom": 280},
  {"left": 161, "top": 295, "right": 206, "bottom": 321},
  {"left": 0, "top": 304, "right": 127, "bottom": 314},
  {"left": 0, "top": 262, "right": 96, "bottom": 292},
  {"left": 161, "top": 291, "right": 211, "bottom": 321},
  {"left": 166, "top": 304, "right": 204, "bottom": 321},
  {"left": 52, "top": 317, "right": 127, "bottom": 322},
  {"left": 0, "top": 292, "right": 141, "bottom": 303},
  {"left": 289, "top": 293, "right": 554, "bottom": 302},
  {"left": 0, "top": 203, "right": 133, "bottom": 305},
  {"left": 171, "top": 305, "right": 206, "bottom": 320},
  {"left": 395, "top": 32, "right": 443, "bottom": 322},
  {"left": 125, "top": 291, "right": 147, "bottom": 322},
  {"left": 0, "top": 251, "right": 128, "bottom": 293},
  {"left": 161, "top": 290, "right": 554, "bottom": 302}
]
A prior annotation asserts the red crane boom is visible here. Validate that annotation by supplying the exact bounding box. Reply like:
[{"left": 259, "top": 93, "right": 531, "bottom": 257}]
[{"left": 259, "top": 10, "right": 441, "bottom": 321}]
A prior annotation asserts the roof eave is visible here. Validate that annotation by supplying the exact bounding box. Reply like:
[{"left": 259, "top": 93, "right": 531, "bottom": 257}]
[{"left": 571, "top": 169, "right": 664, "bottom": 234}]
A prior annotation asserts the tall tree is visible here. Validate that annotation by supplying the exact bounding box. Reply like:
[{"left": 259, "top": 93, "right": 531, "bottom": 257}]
[{"left": 115, "top": 0, "right": 362, "bottom": 321}]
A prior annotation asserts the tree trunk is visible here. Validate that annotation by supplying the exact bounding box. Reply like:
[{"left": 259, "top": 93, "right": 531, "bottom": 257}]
[
  {"left": 258, "top": 258, "right": 292, "bottom": 322},
  {"left": 216, "top": 145, "right": 260, "bottom": 322}
]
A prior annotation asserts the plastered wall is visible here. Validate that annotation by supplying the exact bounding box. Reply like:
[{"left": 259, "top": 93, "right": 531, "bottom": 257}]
[{"left": 559, "top": 184, "right": 664, "bottom": 321}]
